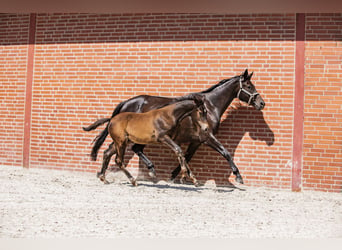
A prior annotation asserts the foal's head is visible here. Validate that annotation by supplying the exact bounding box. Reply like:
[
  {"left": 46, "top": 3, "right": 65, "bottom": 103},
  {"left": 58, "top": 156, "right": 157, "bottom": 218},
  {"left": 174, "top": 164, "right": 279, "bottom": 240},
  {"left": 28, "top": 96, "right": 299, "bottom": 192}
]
[
  {"left": 237, "top": 69, "right": 265, "bottom": 111},
  {"left": 191, "top": 94, "right": 210, "bottom": 142}
]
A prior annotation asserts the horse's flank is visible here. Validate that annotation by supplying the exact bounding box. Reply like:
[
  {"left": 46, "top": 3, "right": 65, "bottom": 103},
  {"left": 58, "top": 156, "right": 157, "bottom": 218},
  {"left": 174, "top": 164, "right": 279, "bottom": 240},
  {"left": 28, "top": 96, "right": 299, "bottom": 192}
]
[{"left": 108, "top": 100, "right": 198, "bottom": 145}]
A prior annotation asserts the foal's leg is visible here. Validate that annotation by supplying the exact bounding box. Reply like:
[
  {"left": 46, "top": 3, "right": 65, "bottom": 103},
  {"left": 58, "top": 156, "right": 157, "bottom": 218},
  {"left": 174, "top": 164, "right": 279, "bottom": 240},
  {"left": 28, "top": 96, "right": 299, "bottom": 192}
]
[
  {"left": 97, "top": 142, "right": 116, "bottom": 184},
  {"left": 132, "top": 143, "right": 157, "bottom": 180},
  {"left": 159, "top": 135, "right": 199, "bottom": 186},
  {"left": 115, "top": 141, "right": 137, "bottom": 186},
  {"left": 204, "top": 133, "right": 243, "bottom": 184},
  {"left": 170, "top": 142, "right": 201, "bottom": 182}
]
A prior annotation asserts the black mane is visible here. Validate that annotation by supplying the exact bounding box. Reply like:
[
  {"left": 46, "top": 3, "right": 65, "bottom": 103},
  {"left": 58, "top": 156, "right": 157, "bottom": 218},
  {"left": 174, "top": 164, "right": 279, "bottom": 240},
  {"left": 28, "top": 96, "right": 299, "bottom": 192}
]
[{"left": 200, "top": 76, "right": 239, "bottom": 94}]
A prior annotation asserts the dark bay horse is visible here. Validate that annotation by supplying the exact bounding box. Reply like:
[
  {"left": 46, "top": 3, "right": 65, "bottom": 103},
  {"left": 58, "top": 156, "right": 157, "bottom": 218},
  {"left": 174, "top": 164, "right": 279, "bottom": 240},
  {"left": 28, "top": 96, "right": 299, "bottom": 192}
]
[
  {"left": 98, "top": 95, "right": 209, "bottom": 186},
  {"left": 83, "top": 69, "right": 265, "bottom": 184}
]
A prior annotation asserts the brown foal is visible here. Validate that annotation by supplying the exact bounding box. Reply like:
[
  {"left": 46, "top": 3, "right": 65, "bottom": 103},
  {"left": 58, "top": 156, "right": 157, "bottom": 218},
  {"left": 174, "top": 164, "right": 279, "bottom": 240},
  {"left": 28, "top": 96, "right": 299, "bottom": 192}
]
[{"left": 99, "top": 95, "right": 209, "bottom": 186}]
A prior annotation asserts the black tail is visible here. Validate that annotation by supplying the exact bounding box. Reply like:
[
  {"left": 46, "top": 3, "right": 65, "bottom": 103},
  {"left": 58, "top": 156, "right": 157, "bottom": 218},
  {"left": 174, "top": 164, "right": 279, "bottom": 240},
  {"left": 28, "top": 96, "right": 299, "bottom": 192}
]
[
  {"left": 82, "top": 118, "right": 111, "bottom": 132},
  {"left": 87, "top": 101, "right": 126, "bottom": 161}
]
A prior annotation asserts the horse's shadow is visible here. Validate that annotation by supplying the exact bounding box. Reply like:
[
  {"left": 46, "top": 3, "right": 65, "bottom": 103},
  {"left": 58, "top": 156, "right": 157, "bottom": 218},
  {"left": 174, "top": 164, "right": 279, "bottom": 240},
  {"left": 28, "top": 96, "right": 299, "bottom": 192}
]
[
  {"left": 187, "top": 105, "right": 275, "bottom": 187},
  {"left": 108, "top": 105, "right": 274, "bottom": 188}
]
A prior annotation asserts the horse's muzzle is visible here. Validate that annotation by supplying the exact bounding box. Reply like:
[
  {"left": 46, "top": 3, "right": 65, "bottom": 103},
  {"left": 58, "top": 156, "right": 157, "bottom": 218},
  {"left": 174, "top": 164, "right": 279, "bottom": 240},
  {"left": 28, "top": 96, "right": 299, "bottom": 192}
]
[{"left": 254, "top": 95, "right": 265, "bottom": 110}]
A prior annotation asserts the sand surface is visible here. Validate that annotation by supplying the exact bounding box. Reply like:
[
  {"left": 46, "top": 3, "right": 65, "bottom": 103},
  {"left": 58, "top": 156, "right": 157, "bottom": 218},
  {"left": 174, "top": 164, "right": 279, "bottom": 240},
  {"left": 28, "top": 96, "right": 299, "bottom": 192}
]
[{"left": 1, "top": 165, "right": 341, "bottom": 238}]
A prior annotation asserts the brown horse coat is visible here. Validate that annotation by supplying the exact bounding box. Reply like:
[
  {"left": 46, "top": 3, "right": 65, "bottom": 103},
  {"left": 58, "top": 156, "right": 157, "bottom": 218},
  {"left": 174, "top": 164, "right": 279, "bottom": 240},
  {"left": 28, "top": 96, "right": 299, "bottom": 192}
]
[{"left": 102, "top": 97, "right": 208, "bottom": 186}]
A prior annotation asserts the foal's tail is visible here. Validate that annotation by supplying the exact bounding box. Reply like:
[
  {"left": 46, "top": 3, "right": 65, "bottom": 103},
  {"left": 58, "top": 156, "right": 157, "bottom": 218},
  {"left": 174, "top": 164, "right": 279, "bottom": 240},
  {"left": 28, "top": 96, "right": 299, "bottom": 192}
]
[{"left": 83, "top": 101, "right": 126, "bottom": 161}]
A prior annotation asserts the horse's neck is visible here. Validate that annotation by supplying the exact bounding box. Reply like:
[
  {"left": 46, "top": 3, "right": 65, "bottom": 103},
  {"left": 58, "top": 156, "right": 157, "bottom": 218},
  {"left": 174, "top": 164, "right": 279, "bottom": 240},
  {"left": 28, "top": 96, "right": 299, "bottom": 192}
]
[
  {"left": 204, "top": 77, "right": 239, "bottom": 117},
  {"left": 172, "top": 101, "right": 196, "bottom": 123}
]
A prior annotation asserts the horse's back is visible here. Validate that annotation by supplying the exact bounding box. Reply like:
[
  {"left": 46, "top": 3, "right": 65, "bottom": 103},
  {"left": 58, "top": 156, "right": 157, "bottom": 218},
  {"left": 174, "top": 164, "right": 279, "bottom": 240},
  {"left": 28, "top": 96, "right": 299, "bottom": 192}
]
[{"left": 120, "top": 95, "right": 175, "bottom": 114}]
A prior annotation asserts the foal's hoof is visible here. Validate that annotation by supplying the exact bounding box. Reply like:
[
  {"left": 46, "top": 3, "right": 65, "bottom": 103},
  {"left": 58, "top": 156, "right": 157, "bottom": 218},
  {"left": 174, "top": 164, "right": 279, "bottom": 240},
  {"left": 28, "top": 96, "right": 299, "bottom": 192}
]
[
  {"left": 193, "top": 181, "right": 200, "bottom": 187},
  {"left": 97, "top": 173, "right": 105, "bottom": 181},
  {"left": 98, "top": 174, "right": 110, "bottom": 184},
  {"left": 236, "top": 176, "right": 244, "bottom": 184}
]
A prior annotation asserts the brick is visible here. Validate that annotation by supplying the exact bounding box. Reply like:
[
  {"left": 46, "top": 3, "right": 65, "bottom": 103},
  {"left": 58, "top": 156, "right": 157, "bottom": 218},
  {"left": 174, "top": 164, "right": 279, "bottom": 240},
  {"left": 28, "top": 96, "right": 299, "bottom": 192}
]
[{"left": 1, "top": 13, "right": 340, "bottom": 192}]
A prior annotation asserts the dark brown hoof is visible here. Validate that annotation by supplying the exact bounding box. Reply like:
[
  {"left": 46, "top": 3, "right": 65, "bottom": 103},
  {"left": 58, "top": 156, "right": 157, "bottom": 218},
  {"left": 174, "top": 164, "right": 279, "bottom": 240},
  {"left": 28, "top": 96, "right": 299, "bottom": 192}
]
[
  {"left": 98, "top": 173, "right": 109, "bottom": 184},
  {"left": 131, "top": 179, "right": 138, "bottom": 186}
]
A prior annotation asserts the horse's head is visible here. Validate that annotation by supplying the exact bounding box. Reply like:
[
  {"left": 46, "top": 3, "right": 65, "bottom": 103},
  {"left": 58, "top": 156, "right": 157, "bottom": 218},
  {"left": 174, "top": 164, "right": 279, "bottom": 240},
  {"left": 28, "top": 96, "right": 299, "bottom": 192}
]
[
  {"left": 237, "top": 69, "right": 265, "bottom": 111},
  {"left": 191, "top": 94, "right": 210, "bottom": 142}
]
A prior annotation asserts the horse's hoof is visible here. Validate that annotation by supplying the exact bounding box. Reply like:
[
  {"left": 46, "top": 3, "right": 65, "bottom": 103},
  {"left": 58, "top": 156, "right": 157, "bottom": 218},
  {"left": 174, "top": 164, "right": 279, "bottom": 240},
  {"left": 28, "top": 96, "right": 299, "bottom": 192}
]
[
  {"left": 103, "top": 179, "right": 110, "bottom": 185},
  {"left": 97, "top": 172, "right": 102, "bottom": 178},
  {"left": 168, "top": 178, "right": 175, "bottom": 184},
  {"left": 131, "top": 179, "right": 138, "bottom": 186},
  {"left": 148, "top": 169, "right": 157, "bottom": 179},
  {"left": 236, "top": 176, "right": 244, "bottom": 184},
  {"left": 98, "top": 174, "right": 105, "bottom": 181},
  {"left": 194, "top": 181, "right": 200, "bottom": 187}
]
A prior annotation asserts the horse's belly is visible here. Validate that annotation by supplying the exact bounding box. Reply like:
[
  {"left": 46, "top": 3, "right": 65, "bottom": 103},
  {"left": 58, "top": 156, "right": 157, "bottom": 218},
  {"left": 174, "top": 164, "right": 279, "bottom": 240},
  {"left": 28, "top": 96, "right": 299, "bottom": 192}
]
[
  {"left": 126, "top": 123, "right": 157, "bottom": 145},
  {"left": 127, "top": 134, "right": 157, "bottom": 145}
]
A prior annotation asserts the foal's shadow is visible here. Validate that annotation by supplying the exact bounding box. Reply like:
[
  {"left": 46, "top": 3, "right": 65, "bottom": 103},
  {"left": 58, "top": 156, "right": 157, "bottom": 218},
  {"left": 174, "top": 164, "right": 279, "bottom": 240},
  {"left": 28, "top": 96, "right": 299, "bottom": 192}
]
[{"left": 133, "top": 105, "right": 275, "bottom": 188}]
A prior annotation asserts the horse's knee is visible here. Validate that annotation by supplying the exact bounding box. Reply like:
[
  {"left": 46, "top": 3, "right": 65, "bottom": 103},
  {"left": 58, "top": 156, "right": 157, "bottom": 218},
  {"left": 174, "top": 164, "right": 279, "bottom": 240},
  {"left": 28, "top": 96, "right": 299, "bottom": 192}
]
[
  {"left": 115, "top": 158, "right": 121, "bottom": 166},
  {"left": 103, "top": 144, "right": 115, "bottom": 159},
  {"left": 115, "top": 156, "right": 125, "bottom": 169},
  {"left": 103, "top": 150, "right": 112, "bottom": 159}
]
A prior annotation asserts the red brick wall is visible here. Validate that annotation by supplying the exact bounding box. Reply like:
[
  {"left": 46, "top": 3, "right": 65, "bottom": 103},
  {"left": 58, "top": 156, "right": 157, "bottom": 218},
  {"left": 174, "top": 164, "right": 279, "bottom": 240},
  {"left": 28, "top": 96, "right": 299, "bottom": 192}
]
[
  {"left": 303, "top": 13, "right": 342, "bottom": 192},
  {"left": 0, "top": 14, "right": 29, "bottom": 166},
  {"left": 0, "top": 13, "right": 340, "bottom": 192}
]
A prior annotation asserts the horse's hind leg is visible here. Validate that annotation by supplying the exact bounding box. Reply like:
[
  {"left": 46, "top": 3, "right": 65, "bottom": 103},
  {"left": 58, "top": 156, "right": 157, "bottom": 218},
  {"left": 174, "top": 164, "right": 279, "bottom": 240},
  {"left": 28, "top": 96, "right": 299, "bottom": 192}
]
[
  {"left": 98, "top": 142, "right": 116, "bottom": 184},
  {"left": 132, "top": 144, "right": 157, "bottom": 181},
  {"left": 115, "top": 141, "right": 137, "bottom": 186},
  {"left": 160, "top": 136, "right": 199, "bottom": 187},
  {"left": 170, "top": 142, "right": 201, "bottom": 182}
]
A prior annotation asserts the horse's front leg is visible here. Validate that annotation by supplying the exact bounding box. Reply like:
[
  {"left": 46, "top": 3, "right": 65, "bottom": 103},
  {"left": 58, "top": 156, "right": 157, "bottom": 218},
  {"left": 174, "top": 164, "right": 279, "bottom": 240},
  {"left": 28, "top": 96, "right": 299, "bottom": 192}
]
[
  {"left": 132, "top": 143, "right": 157, "bottom": 181},
  {"left": 97, "top": 142, "right": 116, "bottom": 184},
  {"left": 170, "top": 142, "right": 201, "bottom": 182},
  {"left": 116, "top": 141, "right": 137, "bottom": 186},
  {"left": 160, "top": 136, "right": 199, "bottom": 187},
  {"left": 204, "top": 133, "right": 244, "bottom": 184}
]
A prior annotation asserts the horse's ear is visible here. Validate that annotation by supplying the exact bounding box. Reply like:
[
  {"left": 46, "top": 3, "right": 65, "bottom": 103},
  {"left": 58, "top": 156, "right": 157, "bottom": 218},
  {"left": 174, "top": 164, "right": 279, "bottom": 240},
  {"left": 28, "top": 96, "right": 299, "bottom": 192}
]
[
  {"left": 248, "top": 71, "right": 254, "bottom": 80},
  {"left": 243, "top": 69, "right": 249, "bottom": 80}
]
